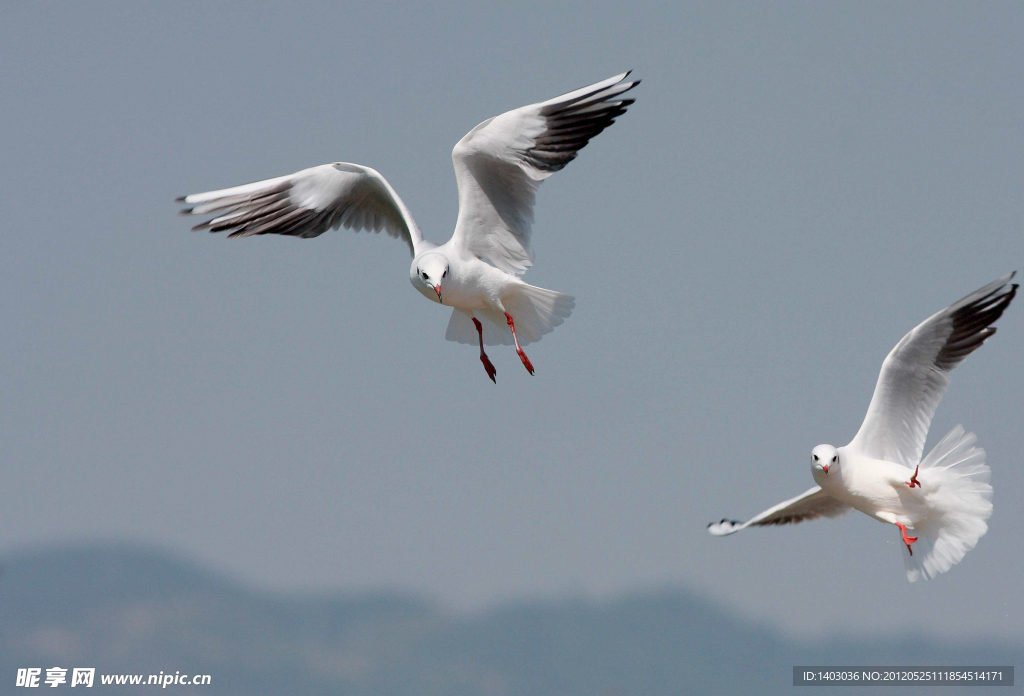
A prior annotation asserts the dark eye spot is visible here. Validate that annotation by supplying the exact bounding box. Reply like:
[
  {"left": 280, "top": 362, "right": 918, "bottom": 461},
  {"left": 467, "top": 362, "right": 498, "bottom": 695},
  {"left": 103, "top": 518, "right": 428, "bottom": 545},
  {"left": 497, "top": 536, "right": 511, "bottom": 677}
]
[
  {"left": 832, "top": 456, "right": 837, "bottom": 463},
  {"left": 421, "top": 272, "right": 428, "bottom": 280},
  {"left": 443, "top": 268, "right": 448, "bottom": 277},
  {"left": 813, "top": 454, "right": 819, "bottom": 462}
]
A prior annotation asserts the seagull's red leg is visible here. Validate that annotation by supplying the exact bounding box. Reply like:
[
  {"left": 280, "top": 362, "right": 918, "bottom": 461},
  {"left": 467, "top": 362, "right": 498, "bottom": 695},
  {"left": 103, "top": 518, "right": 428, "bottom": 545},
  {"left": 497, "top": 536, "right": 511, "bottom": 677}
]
[
  {"left": 896, "top": 522, "right": 918, "bottom": 555},
  {"left": 472, "top": 317, "right": 497, "bottom": 383},
  {"left": 504, "top": 312, "right": 534, "bottom": 375},
  {"left": 906, "top": 465, "right": 921, "bottom": 489}
]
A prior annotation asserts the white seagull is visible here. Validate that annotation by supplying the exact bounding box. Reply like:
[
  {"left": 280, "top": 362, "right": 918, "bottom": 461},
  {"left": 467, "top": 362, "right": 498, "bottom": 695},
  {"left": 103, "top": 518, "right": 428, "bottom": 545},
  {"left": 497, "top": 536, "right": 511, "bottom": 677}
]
[
  {"left": 709, "top": 274, "right": 1017, "bottom": 581},
  {"left": 178, "top": 72, "right": 640, "bottom": 382}
]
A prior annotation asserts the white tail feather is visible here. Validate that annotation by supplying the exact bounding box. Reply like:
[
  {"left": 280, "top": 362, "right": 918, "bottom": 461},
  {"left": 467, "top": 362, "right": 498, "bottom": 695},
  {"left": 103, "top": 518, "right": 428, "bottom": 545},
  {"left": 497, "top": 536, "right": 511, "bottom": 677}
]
[
  {"left": 445, "top": 284, "right": 574, "bottom": 347},
  {"left": 903, "top": 425, "right": 992, "bottom": 582},
  {"left": 446, "top": 309, "right": 512, "bottom": 347}
]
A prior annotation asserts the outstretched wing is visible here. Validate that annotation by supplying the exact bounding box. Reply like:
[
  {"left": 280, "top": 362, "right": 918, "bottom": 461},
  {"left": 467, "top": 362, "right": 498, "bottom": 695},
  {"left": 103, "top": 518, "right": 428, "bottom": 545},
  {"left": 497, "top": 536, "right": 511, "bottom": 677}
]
[
  {"left": 847, "top": 273, "right": 1017, "bottom": 467},
  {"left": 178, "top": 163, "right": 425, "bottom": 257},
  {"left": 708, "top": 487, "right": 849, "bottom": 536},
  {"left": 450, "top": 72, "right": 639, "bottom": 275}
]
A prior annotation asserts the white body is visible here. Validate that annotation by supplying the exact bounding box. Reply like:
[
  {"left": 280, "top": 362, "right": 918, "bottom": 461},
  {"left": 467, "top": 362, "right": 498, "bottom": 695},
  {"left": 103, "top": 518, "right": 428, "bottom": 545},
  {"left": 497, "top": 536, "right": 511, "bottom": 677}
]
[
  {"left": 812, "top": 449, "right": 925, "bottom": 526},
  {"left": 820, "top": 430, "right": 992, "bottom": 582},
  {"left": 409, "top": 247, "right": 571, "bottom": 346}
]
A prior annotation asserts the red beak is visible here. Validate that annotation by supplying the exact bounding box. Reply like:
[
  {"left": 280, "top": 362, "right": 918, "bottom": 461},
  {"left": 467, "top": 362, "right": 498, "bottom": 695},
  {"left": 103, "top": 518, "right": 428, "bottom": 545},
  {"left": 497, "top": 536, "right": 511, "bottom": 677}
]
[
  {"left": 822, "top": 464, "right": 829, "bottom": 475},
  {"left": 433, "top": 285, "right": 442, "bottom": 303}
]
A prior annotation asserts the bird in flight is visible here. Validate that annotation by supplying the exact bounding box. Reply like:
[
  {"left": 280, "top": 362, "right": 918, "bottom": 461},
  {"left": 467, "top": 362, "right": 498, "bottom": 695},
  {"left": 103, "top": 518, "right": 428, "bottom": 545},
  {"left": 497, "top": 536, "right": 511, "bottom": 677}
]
[
  {"left": 709, "top": 274, "right": 1017, "bottom": 581},
  {"left": 178, "top": 72, "right": 639, "bottom": 382}
]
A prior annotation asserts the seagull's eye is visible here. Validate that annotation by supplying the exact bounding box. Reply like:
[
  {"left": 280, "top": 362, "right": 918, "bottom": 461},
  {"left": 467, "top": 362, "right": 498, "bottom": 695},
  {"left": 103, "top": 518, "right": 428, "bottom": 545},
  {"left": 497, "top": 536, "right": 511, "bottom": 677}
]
[
  {"left": 421, "top": 272, "right": 428, "bottom": 280},
  {"left": 443, "top": 268, "right": 448, "bottom": 278},
  {"left": 813, "top": 454, "right": 819, "bottom": 462},
  {"left": 832, "top": 456, "right": 837, "bottom": 463}
]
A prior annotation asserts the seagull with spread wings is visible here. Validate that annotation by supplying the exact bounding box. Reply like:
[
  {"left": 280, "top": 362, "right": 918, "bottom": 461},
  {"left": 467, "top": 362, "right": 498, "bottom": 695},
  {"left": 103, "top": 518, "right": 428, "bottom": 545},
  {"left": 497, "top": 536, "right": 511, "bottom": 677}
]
[
  {"left": 178, "top": 73, "right": 639, "bottom": 382},
  {"left": 709, "top": 274, "right": 1017, "bottom": 581}
]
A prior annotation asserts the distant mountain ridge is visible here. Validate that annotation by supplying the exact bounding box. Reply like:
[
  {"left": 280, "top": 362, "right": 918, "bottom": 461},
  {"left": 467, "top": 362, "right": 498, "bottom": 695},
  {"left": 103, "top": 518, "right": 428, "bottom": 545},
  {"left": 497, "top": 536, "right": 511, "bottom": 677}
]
[{"left": 0, "top": 543, "right": 1017, "bottom": 695}]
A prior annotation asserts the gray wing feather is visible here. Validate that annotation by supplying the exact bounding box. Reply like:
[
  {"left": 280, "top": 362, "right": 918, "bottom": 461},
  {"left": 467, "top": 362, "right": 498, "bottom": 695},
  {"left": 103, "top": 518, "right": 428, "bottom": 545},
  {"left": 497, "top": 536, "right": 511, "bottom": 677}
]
[
  {"left": 178, "top": 163, "right": 424, "bottom": 257},
  {"left": 708, "top": 486, "right": 850, "bottom": 536},
  {"left": 451, "top": 72, "right": 639, "bottom": 275},
  {"left": 848, "top": 273, "right": 1017, "bottom": 467}
]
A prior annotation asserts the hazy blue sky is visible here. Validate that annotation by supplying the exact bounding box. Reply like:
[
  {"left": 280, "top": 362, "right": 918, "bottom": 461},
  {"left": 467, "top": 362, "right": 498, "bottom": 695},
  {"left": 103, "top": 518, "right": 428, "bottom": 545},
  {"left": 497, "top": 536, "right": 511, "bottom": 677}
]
[{"left": 2, "top": 2, "right": 1022, "bottom": 641}]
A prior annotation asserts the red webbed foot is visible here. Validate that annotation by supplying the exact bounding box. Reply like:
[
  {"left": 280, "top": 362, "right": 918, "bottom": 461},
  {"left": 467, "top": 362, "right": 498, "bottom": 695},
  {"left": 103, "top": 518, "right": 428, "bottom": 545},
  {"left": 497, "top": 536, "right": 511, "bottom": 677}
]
[
  {"left": 480, "top": 354, "right": 497, "bottom": 383},
  {"left": 896, "top": 522, "right": 918, "bottom": 555},
  {"left": 516, "top": 349, "right": 534, "bottom": 375},
  {"left": 906, "top": 464, "right": 921, "bottom": 489}
]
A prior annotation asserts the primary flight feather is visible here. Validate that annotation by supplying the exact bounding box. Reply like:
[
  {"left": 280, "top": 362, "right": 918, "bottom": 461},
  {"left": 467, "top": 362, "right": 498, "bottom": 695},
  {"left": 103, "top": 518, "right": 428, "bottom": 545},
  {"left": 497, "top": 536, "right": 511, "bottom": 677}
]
[
  {"left": 709, "top": 274, "right": 1017, "bottom": 582},
  {"left": 178, "top": 72, "right": 640, "bottom": 381}
]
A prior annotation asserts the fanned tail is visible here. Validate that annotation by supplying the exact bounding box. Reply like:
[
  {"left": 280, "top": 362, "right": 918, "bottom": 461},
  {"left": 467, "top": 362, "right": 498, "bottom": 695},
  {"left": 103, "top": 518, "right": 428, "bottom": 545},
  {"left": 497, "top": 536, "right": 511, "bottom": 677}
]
[
  {"left": 903, "top": 425, "right": 992, "bottom": 582},
  {"left": 444, "top": 284, "right": 575, "bottom": 347},
  {"left": 445, "top": 309, "right": 512, "bottom": 347}
]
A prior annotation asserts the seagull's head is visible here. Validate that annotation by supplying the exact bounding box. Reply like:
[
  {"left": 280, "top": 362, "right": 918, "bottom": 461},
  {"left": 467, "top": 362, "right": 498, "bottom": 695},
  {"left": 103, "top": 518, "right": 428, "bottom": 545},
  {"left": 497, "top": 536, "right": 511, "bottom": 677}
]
[
  {"left": 410, "top": 253, "right": 449, "bottom": 304},
  {"left": 811, "top": 444, "right": 839, "bottom": 480}
]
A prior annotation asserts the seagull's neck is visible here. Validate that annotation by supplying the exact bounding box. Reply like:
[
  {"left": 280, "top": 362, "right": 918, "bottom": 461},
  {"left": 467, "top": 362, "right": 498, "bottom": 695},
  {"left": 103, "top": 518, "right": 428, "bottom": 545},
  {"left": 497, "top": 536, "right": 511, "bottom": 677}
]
[{"left": 812, "top": 467, "right": 837, "bottom": 491}]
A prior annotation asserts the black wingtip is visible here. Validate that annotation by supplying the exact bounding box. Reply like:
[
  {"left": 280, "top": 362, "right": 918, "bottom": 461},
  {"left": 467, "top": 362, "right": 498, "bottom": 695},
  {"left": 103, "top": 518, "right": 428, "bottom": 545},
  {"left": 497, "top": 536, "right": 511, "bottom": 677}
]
[
  {"left": 175, "top": 195, "right": 186, "bottom": 202},
  {"left": 1004, "top": 278, "right": 1018, "bottom": 299}
]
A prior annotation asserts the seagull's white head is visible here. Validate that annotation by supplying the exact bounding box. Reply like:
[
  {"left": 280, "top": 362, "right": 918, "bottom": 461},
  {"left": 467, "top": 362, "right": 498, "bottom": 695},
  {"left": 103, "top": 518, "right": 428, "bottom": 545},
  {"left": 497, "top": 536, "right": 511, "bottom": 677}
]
[
  {"left": 410, "top": 253, "right": 449, "bottom": 304},
  {"left": 811, "top": 444, "right": 839, "bottom": 478}
]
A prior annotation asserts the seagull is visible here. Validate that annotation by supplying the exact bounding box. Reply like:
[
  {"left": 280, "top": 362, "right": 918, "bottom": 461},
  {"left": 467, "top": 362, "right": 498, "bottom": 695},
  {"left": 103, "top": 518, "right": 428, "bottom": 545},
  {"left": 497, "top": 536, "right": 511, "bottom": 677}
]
[
  {"left": 178, "top": 72, "right": 639, "bottom": 382},
  {"left": 709, "top": 274, "right": 1017, "bottom": 581}
]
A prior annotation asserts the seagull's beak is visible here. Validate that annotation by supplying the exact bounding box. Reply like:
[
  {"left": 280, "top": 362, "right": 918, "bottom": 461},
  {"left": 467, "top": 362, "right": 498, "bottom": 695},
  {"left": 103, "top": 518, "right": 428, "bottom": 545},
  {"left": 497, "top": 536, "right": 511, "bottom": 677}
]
[
  {"left": 432, "top": 284, "right": 442, "bottom": 303},
  {"left": 822, "top": 464, "right": 829, "bottom": 475}
]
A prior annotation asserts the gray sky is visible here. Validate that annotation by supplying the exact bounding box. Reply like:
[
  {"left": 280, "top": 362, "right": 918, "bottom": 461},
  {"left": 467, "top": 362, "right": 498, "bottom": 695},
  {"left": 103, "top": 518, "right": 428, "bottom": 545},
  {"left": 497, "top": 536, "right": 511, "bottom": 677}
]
[{"left": 2, "top": 1, "right": 1022, "bottom": 640}]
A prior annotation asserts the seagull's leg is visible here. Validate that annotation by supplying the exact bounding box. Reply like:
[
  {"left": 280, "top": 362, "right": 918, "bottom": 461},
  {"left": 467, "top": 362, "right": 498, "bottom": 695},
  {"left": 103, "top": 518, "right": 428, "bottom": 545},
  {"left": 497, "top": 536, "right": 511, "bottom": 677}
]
[
  {"left": 504, "top": 312, "right": 534, "bottom": 376},
  {"left": 472, "top": 317, "right": 497, "bottom": 383},
  {"left": 895, "top": 522, "right": 918, "bottom": 555},
  {"left": 906, "top": 465, "right": 921, "bottom": 489}
]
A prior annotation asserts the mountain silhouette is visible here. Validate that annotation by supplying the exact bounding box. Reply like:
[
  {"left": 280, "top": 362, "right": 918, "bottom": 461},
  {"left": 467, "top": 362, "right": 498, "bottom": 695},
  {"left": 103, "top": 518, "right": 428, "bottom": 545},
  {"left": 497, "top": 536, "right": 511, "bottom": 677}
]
[{"left": 1, "top": 543, "right": 1016, "bottom": 695}]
